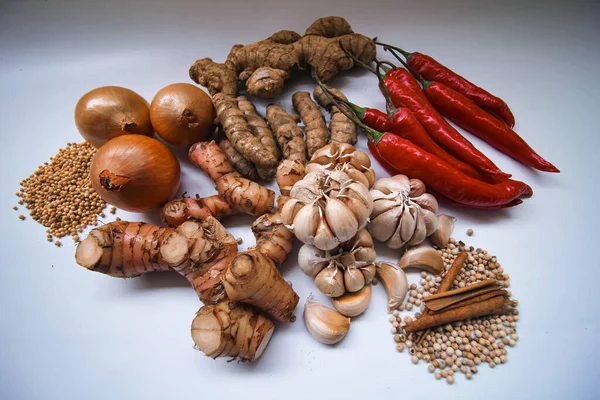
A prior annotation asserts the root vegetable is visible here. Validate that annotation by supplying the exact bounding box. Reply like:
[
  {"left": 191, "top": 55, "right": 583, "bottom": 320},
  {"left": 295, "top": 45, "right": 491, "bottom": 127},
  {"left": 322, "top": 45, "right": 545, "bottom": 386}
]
[
  {"left": 74, "top": 86, "right": 153, "bottom": 148},
  {"left": 266, "top": 105, "right": 306, "bottom": 163},
  {"left": 189, "top": 16, "right": 376, "bottom": 99},
  {"left": 306, "top": 142, "right": 376, "bottom": 188},
  {"left": 237, "top": 96, "right": 279, "bottom": 180},
  {"left": 75, "top": 219, "right": 238, "bottom": 304},
  {"left": 161, "top": 195, "right": 235, "bottom": 227},
  {"left": 313, "top": 85, "right": 357, "bottom": 144},
  {"left": 192, "top": 301, "right": 274, "bottom": 361},
  {"left": 276, "top": 160, "right": 306, "bottom": 205},
  {"left": 189, "top": 141, "right": 275, "bottom": 216},
  {"left": 90, "top": 135, "right": 180, "bottom": 212},
  {"left": 150, "top": 83, "right": 215, "bottom": 147},
  {"left": 213, "top": 93, "right": 278, "bottom": 169},
  {"left": 293, "top": 92, "right": 328, "bottom": 157},
  {"left": 304, "top": 297, "right": 351, "bottom": 345},
  {"left": 224, "top": 250, "right": 299, "bottom": 322},
  {"left": 218, "top": 135, "right": 259, "bottom": 180},
  {"left": 251, "top": 212, "right": 294, "bottom": 266}
]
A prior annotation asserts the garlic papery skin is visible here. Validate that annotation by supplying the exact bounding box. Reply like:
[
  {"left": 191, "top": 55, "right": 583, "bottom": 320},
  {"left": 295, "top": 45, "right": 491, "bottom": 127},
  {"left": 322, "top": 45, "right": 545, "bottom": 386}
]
[
  {"left": 331, "top": 285, "right": 372, "bottom": 317},
  {"left": 315, "top": 264, "right": 346, "bottom": 297},
  {"left": 298, "top": 244, "right": 330, "bottom": 278},
  {"left": 304, "top": 298, "right": 351, "bottom": 344},
  {"left": 398, "top": 245, "right": 444, "bottom": 275},
  {"left": 430, "top": 214, "right": 456, "bottom": 248},
  {"left": 376, "top": 262, "right": 409, "bottom": 311},
  {"left": 306, "top": 142, "right": 376, "bottom": 188},
  {"left": 343, "top": 267, "right": 365, "bottom": 293},
  {"left": 368, "top": 174, "right": 439, "bottom": 250},
  {"left": 360, "top": 264, "right": 376, "bottom": 284},
  {"left": 324, "top": 196, "right": 358, "bottom": 242}
]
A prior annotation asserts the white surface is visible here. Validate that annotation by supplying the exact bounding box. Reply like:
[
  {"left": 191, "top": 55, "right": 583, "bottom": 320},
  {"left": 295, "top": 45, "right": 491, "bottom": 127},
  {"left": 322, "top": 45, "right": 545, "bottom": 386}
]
[{"left": 1, "top": 0, "right": 599, "bottom": 399}]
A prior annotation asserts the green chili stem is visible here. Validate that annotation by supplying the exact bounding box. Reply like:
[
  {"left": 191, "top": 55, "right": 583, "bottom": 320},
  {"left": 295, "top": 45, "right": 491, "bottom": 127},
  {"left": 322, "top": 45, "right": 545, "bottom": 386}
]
[{"left": 373, "top": 41, "right": 414, "bottom": 60}]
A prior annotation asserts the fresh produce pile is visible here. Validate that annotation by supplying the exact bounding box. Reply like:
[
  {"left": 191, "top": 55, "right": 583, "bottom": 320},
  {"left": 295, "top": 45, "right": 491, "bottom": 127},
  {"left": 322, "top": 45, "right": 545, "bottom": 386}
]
[{"left": 15, "top": 16, "right": 557, "bottom": 383}]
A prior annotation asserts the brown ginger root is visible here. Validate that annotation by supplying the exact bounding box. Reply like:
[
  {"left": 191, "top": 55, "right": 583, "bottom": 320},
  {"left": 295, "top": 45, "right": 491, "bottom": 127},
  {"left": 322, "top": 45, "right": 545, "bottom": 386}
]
[
  {"left": 189, "top": 16, "right": 376, "bottom": 99},
  {"left": 189, "top": 141, "right": 275, "bottom": 216},
  {"left": 161, "top": 195, "right": 236, "bottom": 227},
  {"left": 218, "top": 135, "right": 259, "bottom": 180},
  {"left": 237, "top": 96, "right": 279, "bottom": 180},
  {"left": 213, "top": 93, "right": 278, "bottom": 170},
  {"left": 224, "top": 249, "right": 299, "bottom": 322},
  {"left": 191, "top": 301, "right": 275, "bottom": 361},
  {"left": 292, "top": 91, "right": 328, "bottom": 158},
  {"left": 313, "top": 85, "right": 357, "bottom": 145},
  {"left": 75, "top": 219, "right": 238, "bottom": 304},
  {"left": 245, "top": 67, "right": 288, "bottom": 99},
  {"left": 251, "top": 212, "right": 294, "bottom": 266},
  {"left": 266, "top": 105, "right": 306, "bottom": 163}
]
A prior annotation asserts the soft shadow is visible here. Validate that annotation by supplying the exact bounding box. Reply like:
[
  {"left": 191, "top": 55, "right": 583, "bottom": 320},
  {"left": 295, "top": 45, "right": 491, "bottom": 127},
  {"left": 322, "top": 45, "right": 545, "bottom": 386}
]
[{"left": 133, "top": 271, "right": 191, "bottom": 290}]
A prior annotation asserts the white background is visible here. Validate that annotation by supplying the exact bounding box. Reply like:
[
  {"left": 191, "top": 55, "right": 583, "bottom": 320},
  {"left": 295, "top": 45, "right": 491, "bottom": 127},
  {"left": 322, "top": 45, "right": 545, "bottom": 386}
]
[{"left": 1, "top": 0, "right": 599, "bottom": 399}]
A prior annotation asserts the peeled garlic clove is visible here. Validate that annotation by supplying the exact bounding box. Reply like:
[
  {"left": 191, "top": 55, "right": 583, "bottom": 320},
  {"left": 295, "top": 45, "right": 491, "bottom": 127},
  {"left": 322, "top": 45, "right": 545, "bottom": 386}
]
[
  {"left": 298, "top": 244, "right": 329, "bottom": 278},
  {"left": 315, "top": 265, "right": 346, "bottom": 297},
  {"left": 304, "top": 298, "right": 351, "bottom": 345},
  {"left": 409, "top": 178, "right": 426, "bottom": 197},
  {"left": 313, "top": 217, "right": 339, "bottom": 251},
  {"left": 344, "top": 267, "right": 365, "bottom": 292},
  {"left": 422, "top": 208, "right": 439, "bottom": 236},
  {"left": 324, "top": 196, "right": 358, "bottom": 243},
  {"left": 331, "top": 285, "right": 372, "bottom": 317},
  {"left": 407, "top": 207, "right": 427, "bottom": 246},
  {"left": 398, "top": 245, "right": 444, "bottom": 275},
  {"left": 292, "top": 202, "right": 320, "bottom": 245},
  {"left": 360, "top": 264, "right": 376, "bottom": 284},
  {"left": 412, "top": 193, "right": 439, "bottom": 214},
  {"left": 376, "top": 262, "right": 408, "bottom": 311},
  {"left": 430, "top": 214, "right": 455, "bottom": 248}
]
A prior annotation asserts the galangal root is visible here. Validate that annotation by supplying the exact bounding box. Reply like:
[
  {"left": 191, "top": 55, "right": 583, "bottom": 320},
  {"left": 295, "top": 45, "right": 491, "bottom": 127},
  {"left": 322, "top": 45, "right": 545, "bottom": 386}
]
[
  {"left": 189, "top": 140, "right": 275, "bottom": 216},
  {"left": 189, "top": 16, "right": 376, "bottom": 99},
  {"left": 266, "top": 105, "right": 306, "bottom": 163},
  {"left": 218, "top": 134, "right": 259, "bottom": 181},
  {"left": 292, "top": 91, "right": 328, "bottom": 158},
  {"left": 313, "top": 85, "right": 357, "bottom": 145},
  {"left": 75, "top": 218, "right": 238, "bottom": 304}
]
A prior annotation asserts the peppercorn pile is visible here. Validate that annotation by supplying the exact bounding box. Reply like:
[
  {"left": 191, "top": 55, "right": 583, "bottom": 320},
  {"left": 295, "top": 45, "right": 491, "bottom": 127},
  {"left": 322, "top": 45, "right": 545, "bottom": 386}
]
[
  {"left": 14, "top": 142, "right": 110, "bottom": 245},
  {"left": 389, "top": 238, "right": 518, "bottom": 384}
]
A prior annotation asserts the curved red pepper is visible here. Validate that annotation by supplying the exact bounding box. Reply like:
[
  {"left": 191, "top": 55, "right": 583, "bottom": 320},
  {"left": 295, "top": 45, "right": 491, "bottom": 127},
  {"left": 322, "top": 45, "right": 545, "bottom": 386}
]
[
  {"left": 424, "top": 81, "right": 559, "bottom": 173},
  {"left": 372, "top": 132, "right": 531, "bottom": 208},
  {"left": 383, "top": 76, "right": 510, "bottom": 178},
  {"left": 407, "top": 52, "right": 516, "bottom": 128},
  {"left": 386, "top": 68, "right": 425, "bottom": 99}
]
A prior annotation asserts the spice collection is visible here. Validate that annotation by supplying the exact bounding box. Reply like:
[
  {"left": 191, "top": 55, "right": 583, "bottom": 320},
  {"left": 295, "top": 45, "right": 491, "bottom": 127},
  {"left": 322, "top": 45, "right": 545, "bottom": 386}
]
[{"left": 13, "top": 16, "right": 556, "bottom": 383}]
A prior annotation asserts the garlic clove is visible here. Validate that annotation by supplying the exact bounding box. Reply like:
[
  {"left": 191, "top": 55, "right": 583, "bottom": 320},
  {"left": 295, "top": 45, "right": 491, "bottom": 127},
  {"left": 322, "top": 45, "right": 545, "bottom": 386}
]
[
  {"left": 370, "top": 195, "right": 398, "bottom": 219},
  {"left": 292, "top": 202, "right": 320, "bottom": 245},
  {"left": 430, "top": 214, "right": 456, "bottom": 248},
  {"left": 399, "top": 204, "right": 417, "bottom": 243},
  {"left": 339, "top": 251, "right": 356, "bottom": 268},
  {"left": 344, "top": 267, "right": 365, "bottom": 292},
  {"left": 280, "top": 198, "right": 303, "bottom": 226},
  {"left": 422, "top": 208, "right": 439, "bottom": 236},
  {"left": 341, "top": 195, "right": 371, "bottom": 230},
  {"left": 315, "top": 264, "right": 346, "bottom": 297},
  {"left": 331, "top": 285, "right": 372, "bottom": 317},
  {"left": 363, "top": 168, "right": 376, "bottom": 188},
  {"left": 313, "top": 217, "right": 340, "bottom": 251},
  {"left": 407, "top": 207, "right": 427, "bottom": 246},
  {"left": 324, "top": 196, "right": 358, "bottom": 242},
  {"left": 360, "top": 264, "right": 376, "bottom": 284},
  {"left": 344, "top": 229, "right": 374, "bottom": 250},
  {"left": 343, "top": 165, "right": 371, "bottom": 188},
  {"left": 409, "top": 178, "right": 426, "bottom": 197},
  {"left": 372, "top": 175, "right": 410, "bottom": 194},
  {"left": 398, "top": 245, "right": 444, "bottom": 275},
  {"left": 348, "top": 149, "right": 371, "bottom": 170},
  {"left": 298, "top": 244, "right": 329, "bottom": 278},
  {"left": 304, "top": 298, "right": 351, "bottom": 345},
  {"left": 354, "top": 247, "right": 376, "bottom": 264},
  {"left": 411, "top": 193, "right": 439, "bottom": 214},
  {"left": 344, "top": 181, "right": 373, "bottom": 210},
  {"left": 369, "top": 205, "right": 404, "bottom": 243},
  {"left": 376, "top": 262, "right": 409, "bottom": 311}
]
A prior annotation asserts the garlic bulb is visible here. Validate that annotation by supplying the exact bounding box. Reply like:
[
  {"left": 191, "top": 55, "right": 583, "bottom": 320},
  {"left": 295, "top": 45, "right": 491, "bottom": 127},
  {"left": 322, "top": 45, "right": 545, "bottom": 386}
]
[
  {"left": 368, "top": 174, "right": 439, "bottom": 249},
  {"left": 281, "top": 169, "right": 373, "bottom": 251},
  {"left": 305, "top": 142, "right": 376, "bottom": 188},
  {"left": 304, "top": 298, "right": 351, "bottom": 344},
  {"left": 376, "top": 262, "right": 409, "bottom": 311}
]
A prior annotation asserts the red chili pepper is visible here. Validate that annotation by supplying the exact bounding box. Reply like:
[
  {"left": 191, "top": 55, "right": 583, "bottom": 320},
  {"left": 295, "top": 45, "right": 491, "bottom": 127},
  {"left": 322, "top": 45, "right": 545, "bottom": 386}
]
[
  {"left": 421, "top": 79, "right": 559, "bottom": 172},
  {"left": 383, "top": 76, "right": 510, "bottom": 178},
  {"left": 378, "top": 43, "right": 516, "bottom": 127},
  {"left": 386, "top": 68, "right": 425, "bottom": 98}
]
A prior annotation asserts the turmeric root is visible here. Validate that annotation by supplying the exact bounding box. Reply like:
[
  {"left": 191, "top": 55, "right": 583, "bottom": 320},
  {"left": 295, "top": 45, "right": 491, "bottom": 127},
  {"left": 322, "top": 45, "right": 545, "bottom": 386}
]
[
  {"left": 161, "top": 195, "right": 236, "bottom": 227},
  {"left": 224, "top": 249, "right": 299, "bottom": 322},
  {"left": 237, "top": 96, "right": 279, "bottom": 180},
  {"left": 293, "top": 92, "right": 328, "bottom": 158},
  {"left": 266, "top": 105, "right": 306, "bottom": 163},
  {"left": 75, "top": 219, "right": 238, "bottom": 303},
  {"left": 213, "top": 93, "right": 278, "bottom": 170},
  {"left": 276, "top": 159, "right": 306, "bottom": 207},
  {"left": 218, "top": 135, "right": 259, "bottom": 180},
  {"left": 251, "top": 212, "right": 294, "bottom": 266},
  {"left": 190, "top": 17, "right": 376, "bottom": 99},
  {"left": 313, "top": 85, "right": 357, "bottom": 145},
  {"left": 189, "top": 141, "right": 275, "bottom": 216},
  {"left": 191, "top": 301, "right": 274, "bottom": 361}
]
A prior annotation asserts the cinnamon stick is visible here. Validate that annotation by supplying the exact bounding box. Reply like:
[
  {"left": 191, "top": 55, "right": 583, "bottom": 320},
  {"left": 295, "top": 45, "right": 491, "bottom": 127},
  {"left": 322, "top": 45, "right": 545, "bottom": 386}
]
[
  {"left": 441, "top": 290, "right": 508, "bottom": 312},
  {"left": 424, "top": 286, "right": 502, "bottom": 311},
  {"left": 404, "top": 295, "right": 513, "bottom": 333},
  {"left": 438, "top": 252, "right": 467, "bottom": 293},
  {"left": 425, "top": 278, "right": 496, "bottom": 301}
]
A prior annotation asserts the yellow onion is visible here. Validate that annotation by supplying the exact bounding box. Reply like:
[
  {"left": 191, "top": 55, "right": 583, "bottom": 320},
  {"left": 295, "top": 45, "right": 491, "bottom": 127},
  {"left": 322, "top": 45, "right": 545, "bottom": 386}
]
[
  {"left": 74, "top": 86, "right": 153, "bottom": 148},
  {"left": 150, "top": 83, "right": 215, "bottom": 147},
  {"left": 90, "top": 135, "right": 180, "bottom": 212}
]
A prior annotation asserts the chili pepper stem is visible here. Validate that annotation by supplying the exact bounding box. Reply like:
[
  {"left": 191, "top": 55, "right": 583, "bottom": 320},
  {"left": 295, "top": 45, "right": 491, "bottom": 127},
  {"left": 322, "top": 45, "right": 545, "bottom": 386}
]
[
  {"left": 374, "top": 41, "right": 414, "bottom": 60},
  {"left": 384, "top": 46, "right": 432, "bottom": 90}
]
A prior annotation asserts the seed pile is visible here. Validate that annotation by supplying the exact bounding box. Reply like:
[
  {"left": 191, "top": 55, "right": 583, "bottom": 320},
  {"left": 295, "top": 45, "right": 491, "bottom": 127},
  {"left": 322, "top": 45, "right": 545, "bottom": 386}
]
[
  {"left": 14, "top": 142, "right": 108, "bottom": 244},
  {"left": 390, "top": 237, "right": 519, "bottom": 384}
]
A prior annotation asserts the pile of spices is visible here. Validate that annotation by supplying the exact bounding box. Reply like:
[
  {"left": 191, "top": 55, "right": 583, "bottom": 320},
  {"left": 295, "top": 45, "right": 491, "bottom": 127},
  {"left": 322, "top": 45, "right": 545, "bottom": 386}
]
[
  {"left": 389, "top": 238, "right": 519, "bottom": 384},
  {"left": 14, "top": 142, "right": 107, "bottom": 244}
]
